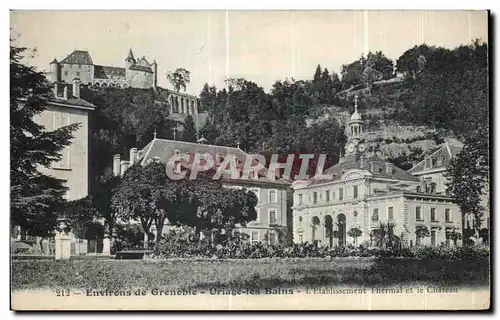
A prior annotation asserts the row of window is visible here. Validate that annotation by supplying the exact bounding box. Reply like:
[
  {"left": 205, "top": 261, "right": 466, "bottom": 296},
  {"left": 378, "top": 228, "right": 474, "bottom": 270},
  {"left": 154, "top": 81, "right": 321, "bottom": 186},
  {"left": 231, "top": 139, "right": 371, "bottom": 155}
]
[
  {"left": 369, "top": 207, "right": 453, "bottom": 222},
  {"left": 416, "top": 207, "right": 452, "bottom": 222},
  {"left": 250, "top": 231, "right": 278, "bottom": 245},
  {"left": 248, "top": 188, "right": 279, "bottom": 203},
  {"left": 298, "top": 186, "right": 358, "bottom": 205}
]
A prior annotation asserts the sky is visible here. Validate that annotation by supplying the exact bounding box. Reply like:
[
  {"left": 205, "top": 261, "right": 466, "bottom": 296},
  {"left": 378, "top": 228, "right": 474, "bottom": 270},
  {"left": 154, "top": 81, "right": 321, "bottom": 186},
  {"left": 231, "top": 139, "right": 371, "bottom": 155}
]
[{"left": 10, "top": 10, "right": 488, "bottom": 95}]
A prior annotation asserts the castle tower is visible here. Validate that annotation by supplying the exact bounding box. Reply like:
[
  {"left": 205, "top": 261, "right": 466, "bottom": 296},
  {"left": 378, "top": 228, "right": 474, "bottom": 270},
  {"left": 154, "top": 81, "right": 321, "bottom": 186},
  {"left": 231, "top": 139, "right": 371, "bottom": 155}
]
[
  {"left": 152, "top": 59, "right": 158, "bottom": 91},
  {"left": 49, "top": 58, "right": 60, "bottom": 82},
  {"left": 125, "top": 49, "right": 136, "bottom": 68}
]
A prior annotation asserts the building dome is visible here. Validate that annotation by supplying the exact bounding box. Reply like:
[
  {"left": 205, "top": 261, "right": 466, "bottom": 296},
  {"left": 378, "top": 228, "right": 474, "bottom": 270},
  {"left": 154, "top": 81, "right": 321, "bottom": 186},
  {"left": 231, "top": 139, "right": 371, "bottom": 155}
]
[
  {"left": 350, "top": 109, "right": 362, "bottom": 121},
  {"left": 349, "top": 95, "right": 362, "bottom": 122}
]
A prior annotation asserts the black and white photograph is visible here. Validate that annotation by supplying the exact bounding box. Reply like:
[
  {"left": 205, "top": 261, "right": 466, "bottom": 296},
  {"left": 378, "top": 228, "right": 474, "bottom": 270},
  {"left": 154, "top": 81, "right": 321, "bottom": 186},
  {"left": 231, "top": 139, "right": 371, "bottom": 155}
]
[{"left": 9, "top": 9, "right": 490, "bottom": 310}]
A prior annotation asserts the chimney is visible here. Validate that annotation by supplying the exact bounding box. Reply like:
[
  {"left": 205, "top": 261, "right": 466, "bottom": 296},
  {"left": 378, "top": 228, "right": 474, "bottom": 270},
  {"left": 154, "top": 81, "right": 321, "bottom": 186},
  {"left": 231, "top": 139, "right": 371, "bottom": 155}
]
[
  {"left": 72, "top": 79, "right": 81, "bottom": 98},
  {"left": 129, "top": 147, "right": 138, "bottom": 165},
  {"left": 385, "top": 163, "right": 393, "bottom": 175},
  {"left": 120, "top": 160, "right": 130, "bottom": 176},
  {"left": 63, "top": 86, "right": 68, "bottom": 100},
  {"left": 137, "top": 150, "right": 143, "bottom": 160},
  {"left": 113, "top": 154, "right": 121, "bottom": 176}
]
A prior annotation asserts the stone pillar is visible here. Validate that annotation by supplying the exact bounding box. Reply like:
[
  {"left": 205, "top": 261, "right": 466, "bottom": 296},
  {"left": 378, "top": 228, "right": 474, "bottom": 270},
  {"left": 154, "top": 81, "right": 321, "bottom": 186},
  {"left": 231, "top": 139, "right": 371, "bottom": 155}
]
[
  {"left": 143, "top": 232, "right": 149, "bottom": 249},
  {"left": 129, "top": 147, "right": 138, "bottom": 165},
  {"left": 102, "top": 236, "right": 111, "bottom": 255},
  {"left": 54, "top": 218, "right": 72, "bottom": 261},
  {"left": 113, "top": 154, "right": 121, "bottom": 176},
  {"left": 120, "top": 160, "right": 129, "bottom": 176}
]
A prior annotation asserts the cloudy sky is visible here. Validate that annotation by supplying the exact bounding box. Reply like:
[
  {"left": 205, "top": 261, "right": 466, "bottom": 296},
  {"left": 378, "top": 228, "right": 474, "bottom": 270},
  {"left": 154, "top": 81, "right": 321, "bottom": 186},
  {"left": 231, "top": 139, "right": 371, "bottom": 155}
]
[{"left": 10, "top": 10, "right": 488, "bottom": 95}]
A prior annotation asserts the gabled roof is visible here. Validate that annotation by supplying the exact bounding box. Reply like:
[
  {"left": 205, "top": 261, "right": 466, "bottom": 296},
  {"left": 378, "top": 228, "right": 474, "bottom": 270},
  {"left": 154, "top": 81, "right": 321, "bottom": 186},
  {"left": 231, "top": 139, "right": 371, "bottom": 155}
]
[
  {"left": 408, "top": 142, "right": 463, "bottom": 174},
  {"left": 94, "top": 65, "right": 126, "bottom": 79},
  {"left": 60, "top": 50, "right": 93, "bottom": 65},
  {"left": 138, "top": 138, "right": 289, "bottom": 186},
  {"left": 306, "top": 155, "right": 420, "bottom": 187}
]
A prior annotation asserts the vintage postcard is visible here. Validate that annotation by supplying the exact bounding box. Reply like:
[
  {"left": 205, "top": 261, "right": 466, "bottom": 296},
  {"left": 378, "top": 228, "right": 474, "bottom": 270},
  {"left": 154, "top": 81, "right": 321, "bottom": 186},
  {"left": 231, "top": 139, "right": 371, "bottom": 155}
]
[{"left": 10, "top": 10, "right": 490, "bottom": 311}]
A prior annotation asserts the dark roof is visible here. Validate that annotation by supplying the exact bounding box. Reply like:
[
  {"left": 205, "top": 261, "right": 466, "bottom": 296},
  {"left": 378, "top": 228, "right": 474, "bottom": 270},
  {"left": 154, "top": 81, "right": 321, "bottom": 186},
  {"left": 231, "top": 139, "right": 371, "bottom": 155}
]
[
  {"left": 94, "top": 65, "right": 126, "bottom": 79},
  {"left": 60, "top": 50, "right": 93, "bottom": 65},
  {"left": 408, "top": 143, "right": 463, "bottom": 174},
  {"left": 126, "top": 49, "right": 135, "bottom": 61},
  {"left": 129, "top": 65, "right": 153, "bottom": 73},
  {"left": 50, "top": 58, "right": 58, "bottom": 64},
  {"left": 51, "top": 97, "right": 96, "bottom": 109},
  {"left": 139, "top": 138, "right": 289, "bottom": 186},
  {"left": 307, "top": 155, "right": 420, "bottom": 186}
]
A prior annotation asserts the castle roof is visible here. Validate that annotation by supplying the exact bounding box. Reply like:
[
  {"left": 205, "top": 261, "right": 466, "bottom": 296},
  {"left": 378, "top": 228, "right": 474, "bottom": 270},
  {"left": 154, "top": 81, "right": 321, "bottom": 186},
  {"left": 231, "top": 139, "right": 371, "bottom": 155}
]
[
  {"left": 408, "top": 142, "right": 463, "bottom": 174},
  {"left": 126, "top": 49, "right": 135, "bottom": 61},
  {"left": 60, "top": 50, "right": 93, "bottom": 65},
  {"left": 129, "top": 64, "right": 153, "bottom": 73},
  {"left": 94, "top": 65, "right": 126, "bottom": 79}
]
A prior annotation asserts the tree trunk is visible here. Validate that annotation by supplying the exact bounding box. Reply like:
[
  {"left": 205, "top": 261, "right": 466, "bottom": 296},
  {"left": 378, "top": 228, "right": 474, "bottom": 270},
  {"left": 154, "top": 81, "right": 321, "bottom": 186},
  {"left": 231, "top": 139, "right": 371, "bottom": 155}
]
[
  {"left": 154, "top": 217, "right": 166, "bottom": 243},
  {"left": 140, "top": 217, "right": 153, "bottom": 250}
]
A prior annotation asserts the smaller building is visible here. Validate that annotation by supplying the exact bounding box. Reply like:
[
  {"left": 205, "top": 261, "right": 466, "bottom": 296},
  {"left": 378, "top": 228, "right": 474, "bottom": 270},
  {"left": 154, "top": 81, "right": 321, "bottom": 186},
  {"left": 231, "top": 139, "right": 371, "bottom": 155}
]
[{"left": 408, "top": 141, "right": 490, "bottom": 237}]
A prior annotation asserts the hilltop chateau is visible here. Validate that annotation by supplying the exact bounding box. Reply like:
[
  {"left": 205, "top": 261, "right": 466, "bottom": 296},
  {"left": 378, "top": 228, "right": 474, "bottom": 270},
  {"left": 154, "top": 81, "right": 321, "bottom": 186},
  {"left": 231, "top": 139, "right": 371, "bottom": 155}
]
[{"left": 49, "top": 49, "right": 201, "bottom": 118}]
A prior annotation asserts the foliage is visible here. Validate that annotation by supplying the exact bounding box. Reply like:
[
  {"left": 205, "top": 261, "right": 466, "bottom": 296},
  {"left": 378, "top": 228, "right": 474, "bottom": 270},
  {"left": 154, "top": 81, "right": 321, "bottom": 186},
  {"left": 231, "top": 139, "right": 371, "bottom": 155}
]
[
  {"left": 10, "top": 42, "right": 79, "bottom": 237},
  {"left": 445, "top": 126, "right": 489, "bottom": 231},
  {"left": 167, "top": 68, "right": 191, "bottom": 92},
  {"left": 180, "top": 115, "right": 197, "bottom": 143},
  {"left": 370, "top": 223, "right": 401, "bottom": 249},
  {"left": 111, "top": 162, "right": 258, "bottom": 244},
  {"left": 415, "top": 225, "right": 430, "bottom": 239},
  {"left": 347, "top": 227, "right": 362, "bottom": 244},
  {"left": 80, "top": 87, "right": 175, "bottom": 183},
  {"left": 63, "top": 197, "right": 101, "bottom": 239},
  {"left": 111, "top": 162, "right": 175, "bottom": 245}
]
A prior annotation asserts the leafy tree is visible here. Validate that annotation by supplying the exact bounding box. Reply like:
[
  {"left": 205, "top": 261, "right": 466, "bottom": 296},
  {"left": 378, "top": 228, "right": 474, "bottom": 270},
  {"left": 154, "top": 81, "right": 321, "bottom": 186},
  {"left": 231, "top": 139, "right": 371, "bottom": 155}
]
[
  {"left": 340, "top": 56, "right": 365, "bottom": 90},
  {"left": 180, "top": 115, "right": 198, "bottom": 143},
  {"left": 63, "top": 197, "right": 103, "bottom": 240},
  {"left": 81, "top": 87, "right": 175, "bottom": 183},
  {"left": 361, "top": 58, "right": 383, "bottom": 96},
  {"left": 370, "top": 223, "right": 400, "bottom": 249},
  {"left": 415, "top": 225, "right": 430, "bottom": 246},
  {"left": 10, "top": 43, "right": 79, "bottom": 237},
  {"left": 347, "top": 227, "right": 362, "bottom": 246},
  {"left": 199, "top": 83, "right": 217, "bottom": 116},
  {"left": 111, "top": 162, "right": 176, "bottom": 247},
  {"left": 167, "top": 68, "right": 191, "bottom": 92},
  {"left": 445, "top": 126, "right": 489, "bottom": 234}
]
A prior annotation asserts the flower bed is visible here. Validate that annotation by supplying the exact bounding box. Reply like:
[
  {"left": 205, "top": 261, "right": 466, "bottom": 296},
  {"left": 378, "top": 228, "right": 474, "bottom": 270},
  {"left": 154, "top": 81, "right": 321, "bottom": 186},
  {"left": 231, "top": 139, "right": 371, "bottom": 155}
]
[{"left": 150, "top": 237, "right": 490, "bottom": 261}]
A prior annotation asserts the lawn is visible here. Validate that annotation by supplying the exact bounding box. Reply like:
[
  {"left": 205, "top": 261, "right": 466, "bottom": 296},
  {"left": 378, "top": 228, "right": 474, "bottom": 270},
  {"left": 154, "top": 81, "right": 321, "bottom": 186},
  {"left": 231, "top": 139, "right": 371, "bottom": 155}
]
[{"left": 11, "top": 258, "right": 490, "bottom": 291}]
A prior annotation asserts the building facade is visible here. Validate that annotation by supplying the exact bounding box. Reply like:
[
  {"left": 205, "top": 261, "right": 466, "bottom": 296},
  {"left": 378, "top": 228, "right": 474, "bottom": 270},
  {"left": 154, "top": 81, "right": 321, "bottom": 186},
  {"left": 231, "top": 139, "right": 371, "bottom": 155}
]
[
  {"left": 34, "top": 80, "right": 95, "bottom": 201},
  {"left": 112, "top": 138, "right": 292, "bottom": 244},
  {"left": 292, "top": 98, "right": 462, "bottom": 247},
  {"left": 408, "top": 141, "right": 490, "bottom": 235}
]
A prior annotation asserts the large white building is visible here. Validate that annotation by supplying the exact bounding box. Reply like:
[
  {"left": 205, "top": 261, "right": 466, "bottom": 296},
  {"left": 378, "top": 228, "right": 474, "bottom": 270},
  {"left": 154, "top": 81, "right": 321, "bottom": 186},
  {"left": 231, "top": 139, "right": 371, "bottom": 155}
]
[{"left": 291, "top": 99, "right": 462, "bottom": 248}]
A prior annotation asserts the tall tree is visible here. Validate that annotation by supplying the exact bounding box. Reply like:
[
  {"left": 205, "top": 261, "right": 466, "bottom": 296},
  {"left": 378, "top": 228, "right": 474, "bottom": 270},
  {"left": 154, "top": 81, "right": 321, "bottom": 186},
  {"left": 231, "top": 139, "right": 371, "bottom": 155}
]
[
  {"left": 181, "top": 115, "right": 197, "bottom": 143},
  {"left": 445, "top": 126, "right": 489, "bottom": 234},
  {"left": 111, "top": 162, "right": 176, "bottom": 246},
  {"left": 10, "top": 43, "right": 79, "bottom": 237},
  {"left": 167, "top": 68, "right": 191, "bottom": 92}
]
